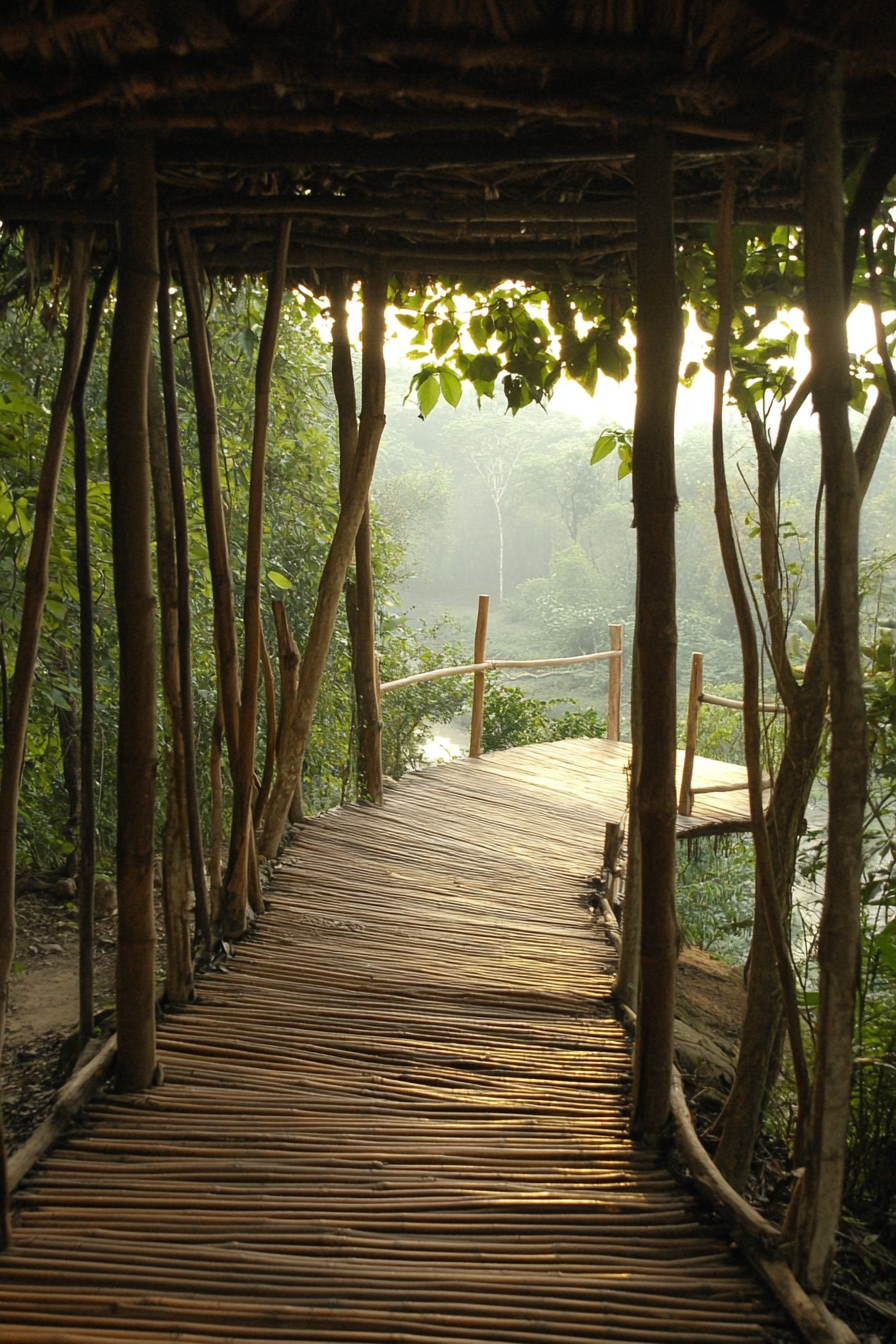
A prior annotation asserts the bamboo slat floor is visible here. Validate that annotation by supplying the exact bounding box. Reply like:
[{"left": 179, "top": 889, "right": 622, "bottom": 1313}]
[{"left": 1, "top": 739, "right": 786, "bottom": 1343}]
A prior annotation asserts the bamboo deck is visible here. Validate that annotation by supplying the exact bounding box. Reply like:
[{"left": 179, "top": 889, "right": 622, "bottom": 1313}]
[{"left": 0, "top": 739, "right": 783, "bottom": 1343}]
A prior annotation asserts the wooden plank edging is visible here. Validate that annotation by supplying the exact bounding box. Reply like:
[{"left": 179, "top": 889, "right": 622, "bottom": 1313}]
[{"left": 8, "top": 1035, "right": 117, "bottom": 1192}]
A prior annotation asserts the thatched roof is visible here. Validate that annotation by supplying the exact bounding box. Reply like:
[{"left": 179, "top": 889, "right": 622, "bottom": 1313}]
[{"left": 2, "top": 1, "right": 895, "bottom": 281}]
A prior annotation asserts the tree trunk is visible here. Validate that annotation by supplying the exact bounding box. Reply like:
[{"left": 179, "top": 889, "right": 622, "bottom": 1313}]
[
  {"left": 147, "top": 359, "right": 194, "bottom": 1004},
  {"left": 0, "top": 230, "right": 90, "bottom": 1247},
  {"left": 330, "top": 276, "right": 384, "bottom": 805},
  {"left": 630, "top": 129, "right": 683, "bottom": 1142},
  {"left": 108, "top": 132, "right": 160, "bottom": 1094},
  {"left": 175, "top": 228, "right": 242, "bottom": 778},
  {"left": 346, "top": 507, "right": 383, "bottom": 803},
  {"left": 157, "top": 240, "right": 211, "bottom": 958},
  {"left": 709, "top": 169, "right": 811, "bottom": 1188},
  {"left": 73, "top": 256, "right": 115, "bottom": 1051},
  {"left": 224, "top": 222, "right": 291, "bottom": 932},
  {"left": 789, "top": 58, "right": 867, "bottom": 1298},
  {"left": 56, "top": 697, "right": 81, "bottom": 845},
  {"left": 208, "top": 695, "right": 225, "bottom": 931},
  {"left": 614, "top": 603, "right": 641, "bottom": 1014},
  {"left": 259, "top": 269, "right": 388, "bottom": 858},
  {"left": 255, "top": 623, "right": 277, "bottom": 829}
]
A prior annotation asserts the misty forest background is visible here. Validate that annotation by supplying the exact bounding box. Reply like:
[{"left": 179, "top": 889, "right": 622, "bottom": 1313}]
[{"left": 376, "top": 361, "right": 896, "bottom": 732}]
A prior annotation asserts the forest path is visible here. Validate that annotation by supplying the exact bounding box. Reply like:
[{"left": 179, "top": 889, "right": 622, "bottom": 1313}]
[{"left": 0, "top": 740, "right": 783, "bottom": 1343}]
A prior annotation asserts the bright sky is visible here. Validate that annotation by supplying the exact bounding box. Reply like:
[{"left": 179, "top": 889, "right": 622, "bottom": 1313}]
[{"left": 320, "top": 291, "right": 884, "bottom": 434}]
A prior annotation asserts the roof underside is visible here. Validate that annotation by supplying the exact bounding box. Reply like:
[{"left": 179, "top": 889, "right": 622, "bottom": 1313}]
[{"left": 2, "top": 1, "right": 895, "bottom": 283}]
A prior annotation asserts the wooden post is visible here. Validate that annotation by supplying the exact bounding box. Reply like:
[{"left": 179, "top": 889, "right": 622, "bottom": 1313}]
[
  {"left": 606, "top": 623, "right": 623, "bottom": 741},
  {"left": 677, "top": 652, "right": 703, "bottom": 816},
  {"left": 108, "top": 132, "right": 160, "bottom": 1093},
  {"left": 602, "top": 821, "right": 623, "bottom": 880},
  {"left": 630, "top": 126, "right": 683, "bottom": 1143},
  {"left": 468, "top": 594, "right": 490, "bottom": 757}
]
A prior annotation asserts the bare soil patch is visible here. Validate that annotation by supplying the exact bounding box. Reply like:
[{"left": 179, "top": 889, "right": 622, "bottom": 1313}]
[{"left": 2, "top": 886, "right": 165, "bottom": 1155}]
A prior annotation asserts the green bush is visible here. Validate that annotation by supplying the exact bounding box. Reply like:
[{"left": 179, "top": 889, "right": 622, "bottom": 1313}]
[{"left": 480, "top": 679, "right": 606, "bottom": 752}]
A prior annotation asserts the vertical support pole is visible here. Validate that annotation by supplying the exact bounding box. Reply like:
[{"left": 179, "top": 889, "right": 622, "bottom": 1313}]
[
  {"left": 469, "top": 594, "right": 490, "bottom": 757},
  {"left": 630, "top": 126, "right": 683, "bottom": 1142},
  {"left": 606, "top": 623, "right": 623, "bottom": 741},
  {"left": 109, "top": 131, "right": 160, "bottom": 1093},
  {"left": 602, "top": 821, "right": 622, "bottom": 880},
  {"left": 677, "top": 652, "right": 703, "bottom": 816}
]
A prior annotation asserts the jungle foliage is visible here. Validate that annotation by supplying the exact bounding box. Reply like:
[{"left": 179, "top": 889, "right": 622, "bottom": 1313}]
[{"left": 0, "top": 239, "right": 463, "bottom": 872}]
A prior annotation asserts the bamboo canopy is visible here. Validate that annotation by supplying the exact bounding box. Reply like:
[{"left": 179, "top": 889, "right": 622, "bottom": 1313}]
[{"left": 1, "top": 1, "right": 895, "bottom": 282}]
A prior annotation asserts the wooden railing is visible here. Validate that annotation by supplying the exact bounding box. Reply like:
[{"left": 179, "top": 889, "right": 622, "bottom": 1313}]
[
  {"left": 677, "top": 651, "right": 776, "bottom": 816},
  {"left": 379, "top": 595, "right": 624, "bottom": 756}
]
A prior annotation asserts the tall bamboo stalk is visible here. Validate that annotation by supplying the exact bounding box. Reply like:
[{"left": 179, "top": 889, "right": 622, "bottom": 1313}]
[
  {"left": 0, "top": 230, "right": 90, "bottom": 1247},
  {"left": 630, "top": 128, "right": 682, "bottom": 1142},
  {"left": 73, "top": 256, "right": 115, "bottom": 1051},
  {"left": 157, "top": 240, "right": 211, "bottom": 957},
  {"left": 223, "top": 222, "right": 291, "bottom": 933},
  {"left": 108, "top": 132, "right": 160, "bottom": 1093}
]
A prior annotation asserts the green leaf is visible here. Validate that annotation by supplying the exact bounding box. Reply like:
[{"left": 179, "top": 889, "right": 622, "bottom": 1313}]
[
  {"left": 591, "top": 432, "right": 616, "bottom": 465},
  {"left": 267, "top": 570, "right": 294, "bottom": 590},
  {"left": 875, "top": 921, "right": 896, "bottom": 975},
  {"left": 469, "top": 314, "right": 491, "bottom": 348},
  {"left": 417, "top": 372, "right": 441, "bottom": 417},
  {"left": 431, "top": 321, "right": 458, "bottom": 359},
  {"left": 237, "top": 326, "right": 257, "bottom": 359},
  {"left": 438, "top": 365, "right": 462, "bottom": 408},
  {"left": 465, "top": 353, "right": 502, "bottom": 386}
]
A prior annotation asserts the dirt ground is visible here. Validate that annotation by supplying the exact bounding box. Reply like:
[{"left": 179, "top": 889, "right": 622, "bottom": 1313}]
[{"left": 2, "top": 885, "right": 165, "bottom": 1154}]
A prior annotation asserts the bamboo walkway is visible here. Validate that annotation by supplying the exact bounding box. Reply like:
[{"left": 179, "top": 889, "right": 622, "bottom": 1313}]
[{"left": 0, "top": 739, "right": 784, "bottom": 1343}]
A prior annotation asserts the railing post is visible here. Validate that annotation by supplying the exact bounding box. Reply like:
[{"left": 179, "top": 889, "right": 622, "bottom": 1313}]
[
  {"left": 469, "top": 594, "right": 490, "bottom": 757},
  {"left": 606, "top": 623, "right": 623, "bottom": 741},
  {"left": 677, "top": 651, "right": 703, "bottom": 816}
]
